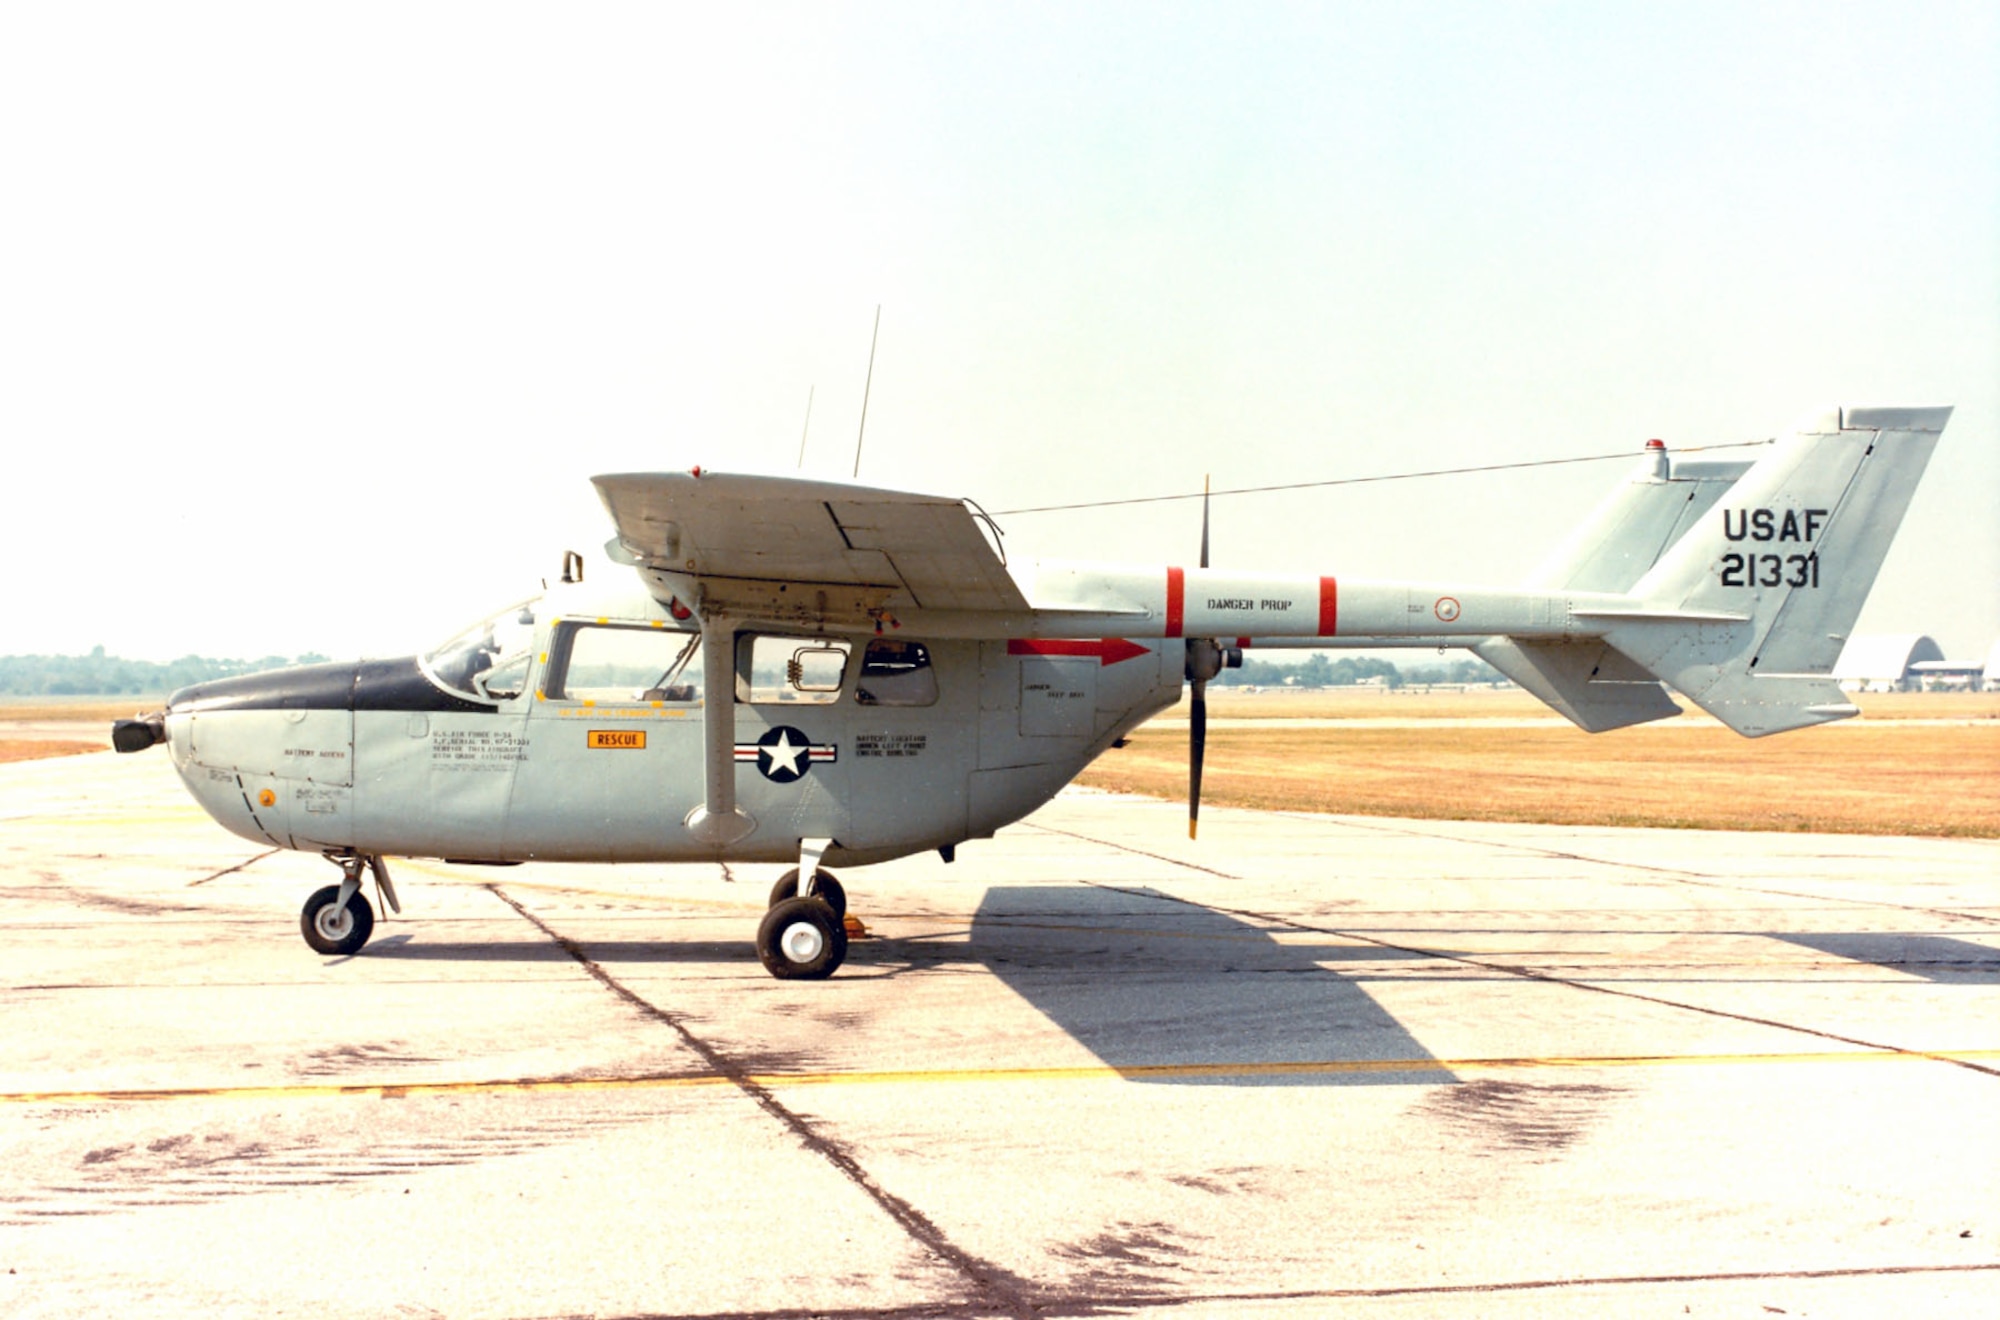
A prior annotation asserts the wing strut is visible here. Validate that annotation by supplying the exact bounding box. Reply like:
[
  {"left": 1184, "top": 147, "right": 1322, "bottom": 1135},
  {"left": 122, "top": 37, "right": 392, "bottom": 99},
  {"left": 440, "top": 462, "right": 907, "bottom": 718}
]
[{"left": 686, "top": 621, "right": 755, "bottom": 846}]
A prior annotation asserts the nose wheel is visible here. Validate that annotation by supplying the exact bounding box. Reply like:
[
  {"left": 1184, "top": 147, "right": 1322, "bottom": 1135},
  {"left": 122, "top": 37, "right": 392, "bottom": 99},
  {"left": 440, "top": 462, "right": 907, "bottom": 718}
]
[
  {"left": 301, "top": 884, "right": 375, "bottom": 955},
  {"left": 300, "top": 852, "right": 395, "bottom": 956}
]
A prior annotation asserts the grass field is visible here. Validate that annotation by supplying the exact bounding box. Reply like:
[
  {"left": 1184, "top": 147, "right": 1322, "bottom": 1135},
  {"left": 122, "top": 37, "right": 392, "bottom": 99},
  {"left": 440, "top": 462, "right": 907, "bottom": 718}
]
[
  {"left": 1185, "top": 686, "right": 2000, "bottom": 723},
  {"left": 0, "top": 700, "right": 161, "bottom": 724},
  {"left": 0, "top": 701, "right": 144, "bottom": 763},
  {"left": 0, "top": 740, "right": 102, "bottom": 765},
  {"left": 1084, "top": 692, "right": 2000, "bottom": 837}
]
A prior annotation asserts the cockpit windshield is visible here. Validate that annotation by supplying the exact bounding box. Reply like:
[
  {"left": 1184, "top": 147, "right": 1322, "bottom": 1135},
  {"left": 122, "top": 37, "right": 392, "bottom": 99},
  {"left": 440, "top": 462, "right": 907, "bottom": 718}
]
[{"left": 421, "top": 599, "right": 539, "bottom": 703}]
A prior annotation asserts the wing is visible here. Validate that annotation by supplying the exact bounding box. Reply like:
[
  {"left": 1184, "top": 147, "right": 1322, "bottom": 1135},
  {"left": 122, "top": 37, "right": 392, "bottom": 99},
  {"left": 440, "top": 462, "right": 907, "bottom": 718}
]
[{"left": 592, "top": 471, "right": 1031, "bottom": 614}]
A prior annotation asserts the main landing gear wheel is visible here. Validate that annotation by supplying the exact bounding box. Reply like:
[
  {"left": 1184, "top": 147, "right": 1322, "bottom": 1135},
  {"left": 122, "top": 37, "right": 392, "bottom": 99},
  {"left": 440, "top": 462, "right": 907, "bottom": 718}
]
[
  {"left": 756, "top": 897, "right": 848, "bottom": 979},
  {"left": 769, "top": 867, "right": 846, "bottom": 920},
  {"left": 301, "top": 885, "right": 375, "bottom": 956}
]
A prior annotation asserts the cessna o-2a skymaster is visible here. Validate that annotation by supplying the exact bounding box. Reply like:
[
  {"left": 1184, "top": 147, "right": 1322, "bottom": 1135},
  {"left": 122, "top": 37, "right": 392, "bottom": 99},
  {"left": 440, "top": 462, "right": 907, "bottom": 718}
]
[{"left": 114, "top": 405, "right": 1949, "bottom": 978}]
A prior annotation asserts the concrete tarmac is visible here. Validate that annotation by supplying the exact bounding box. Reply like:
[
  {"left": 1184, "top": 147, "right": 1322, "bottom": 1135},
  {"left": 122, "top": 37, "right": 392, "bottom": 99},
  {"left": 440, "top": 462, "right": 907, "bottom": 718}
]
[{"left": 2, "top": 750, "right": 1996, "bottom": 1318}]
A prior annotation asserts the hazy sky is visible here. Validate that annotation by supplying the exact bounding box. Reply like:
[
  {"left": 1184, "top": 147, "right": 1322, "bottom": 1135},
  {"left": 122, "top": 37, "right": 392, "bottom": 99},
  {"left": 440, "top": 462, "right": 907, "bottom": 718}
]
[{"left": 4, "top": 2, "right": 1994, "bottom": 661}]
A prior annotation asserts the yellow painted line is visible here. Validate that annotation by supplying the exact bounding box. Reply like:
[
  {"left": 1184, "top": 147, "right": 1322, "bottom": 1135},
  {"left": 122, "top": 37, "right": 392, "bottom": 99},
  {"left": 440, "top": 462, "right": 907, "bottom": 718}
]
[{"left": 8, "top": 1048, "right": 1996, "bottom": 1106}]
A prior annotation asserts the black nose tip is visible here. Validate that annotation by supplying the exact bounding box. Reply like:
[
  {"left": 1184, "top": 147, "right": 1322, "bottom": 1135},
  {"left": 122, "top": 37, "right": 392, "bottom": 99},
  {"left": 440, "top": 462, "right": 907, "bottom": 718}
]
[{"left": 112, "top": 717, "right": 166, "bottom": 753}]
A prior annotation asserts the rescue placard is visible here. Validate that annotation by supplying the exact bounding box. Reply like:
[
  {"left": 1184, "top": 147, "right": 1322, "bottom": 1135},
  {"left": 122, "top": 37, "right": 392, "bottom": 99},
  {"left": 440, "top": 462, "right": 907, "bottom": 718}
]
[{"left": 587, "top": 730, "right": 647, "bottom": 750}]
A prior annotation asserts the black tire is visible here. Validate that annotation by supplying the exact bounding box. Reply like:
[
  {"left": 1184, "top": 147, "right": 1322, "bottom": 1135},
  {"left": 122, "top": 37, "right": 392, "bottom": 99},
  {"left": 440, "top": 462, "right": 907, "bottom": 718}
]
[
  {"left": 300, "top": 885, "right": 375, "bottom": 956},
  {"left": 768, "top": 868, "right": 846, "bottom": 920},
  {"left": 756, "top": 897, "right": 847, "bottom": 979}
]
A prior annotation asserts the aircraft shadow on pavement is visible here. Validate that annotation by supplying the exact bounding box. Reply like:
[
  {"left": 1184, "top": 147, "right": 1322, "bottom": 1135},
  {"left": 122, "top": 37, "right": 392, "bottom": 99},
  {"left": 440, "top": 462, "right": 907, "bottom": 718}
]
[
  {"left": 362, "top": 887, "right": 1456, "bottom": 1087},
  {"left": 962, "top": 885, "right": 1455, "bottom": 1088},
  {"left": 1773, "top": 933, "right": 2000, "bottom": 984}
]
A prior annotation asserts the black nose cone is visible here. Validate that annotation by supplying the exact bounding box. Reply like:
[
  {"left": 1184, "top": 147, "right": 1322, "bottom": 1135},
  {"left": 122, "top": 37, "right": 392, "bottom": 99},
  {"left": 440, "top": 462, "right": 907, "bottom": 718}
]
[
  {"left": 167, "top": 660, "right": 363, "bottom": 715},
  {"left": 165, "top": 656, "right": 495, "bottom": 715}
]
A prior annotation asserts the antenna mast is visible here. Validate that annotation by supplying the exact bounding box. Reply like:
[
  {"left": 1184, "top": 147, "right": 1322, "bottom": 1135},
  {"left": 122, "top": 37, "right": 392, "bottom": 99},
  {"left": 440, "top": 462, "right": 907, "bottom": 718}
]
[{"left": 852, "top": 304, "right": 881, "bottom": 480}]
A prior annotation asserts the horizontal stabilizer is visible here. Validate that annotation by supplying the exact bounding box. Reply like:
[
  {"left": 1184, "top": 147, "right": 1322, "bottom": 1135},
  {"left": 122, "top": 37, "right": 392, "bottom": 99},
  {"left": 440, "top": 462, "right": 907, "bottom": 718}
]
[{"left": 1473, "top": 638, "right": 1682, "bottom": 733}]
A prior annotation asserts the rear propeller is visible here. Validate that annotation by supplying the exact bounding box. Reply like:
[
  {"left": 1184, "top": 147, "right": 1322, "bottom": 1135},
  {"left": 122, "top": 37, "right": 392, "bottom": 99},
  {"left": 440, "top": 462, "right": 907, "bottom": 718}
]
[{"left": 1185, "top": 477, "right": 1235, "bottom": 840}]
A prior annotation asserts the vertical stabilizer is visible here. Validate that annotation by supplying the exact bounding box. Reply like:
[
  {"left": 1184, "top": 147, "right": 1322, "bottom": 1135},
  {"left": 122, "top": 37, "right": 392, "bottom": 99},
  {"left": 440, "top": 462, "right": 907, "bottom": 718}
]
[{"left": 1579, "top": 406, "right": 1950, "bottom": 736}]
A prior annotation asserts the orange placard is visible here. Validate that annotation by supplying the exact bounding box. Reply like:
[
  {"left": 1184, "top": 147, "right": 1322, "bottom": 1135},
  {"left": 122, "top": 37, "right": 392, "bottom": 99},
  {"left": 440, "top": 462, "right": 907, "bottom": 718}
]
[{"left": 587, "top": 730, "right": 646, "bottom": 750}]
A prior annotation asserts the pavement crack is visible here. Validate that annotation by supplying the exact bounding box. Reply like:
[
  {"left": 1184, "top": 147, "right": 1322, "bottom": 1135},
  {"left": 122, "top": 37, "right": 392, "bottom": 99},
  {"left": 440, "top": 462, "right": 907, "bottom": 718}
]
[
  {"left": 485, "top": 884, "right": 1040, "bottom": 1320},
  {"left": 187, "top": 848, "right": 281, "bottom": 887},
  {"left": 589, "top": 1260, "right": 2000, "bottom": 1318},
  {"left": 1023, "top": 824, "right": 1244, "bottom": 880}
]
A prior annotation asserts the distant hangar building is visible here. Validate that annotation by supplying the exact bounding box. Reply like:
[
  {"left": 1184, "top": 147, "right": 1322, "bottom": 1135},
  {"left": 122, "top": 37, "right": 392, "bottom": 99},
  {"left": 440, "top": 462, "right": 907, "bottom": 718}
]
[{"left": 1832, "top": 634, "right": 1944, "bottom": 692}]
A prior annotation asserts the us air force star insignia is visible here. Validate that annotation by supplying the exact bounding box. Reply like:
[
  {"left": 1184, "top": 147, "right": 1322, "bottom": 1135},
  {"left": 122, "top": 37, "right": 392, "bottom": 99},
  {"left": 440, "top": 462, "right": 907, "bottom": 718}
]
[
  {"left": 761, "top": 728, "right": 808, "bottom": 780},
  {"left": 734, "top": 725, "right": 837, "bottom": 784}
]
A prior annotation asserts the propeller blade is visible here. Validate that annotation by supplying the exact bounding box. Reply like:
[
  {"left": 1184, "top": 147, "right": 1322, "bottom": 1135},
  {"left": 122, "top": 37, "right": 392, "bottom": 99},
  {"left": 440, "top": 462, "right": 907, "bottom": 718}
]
[
  {"left": 1199, "top": 474, "right": 1210, "bottom": 570},
  {"left": 1189, "top": 675, "right": 1206, "bottom": 839},
  {"left": 1192, "top": 478, "right": 1211, "bottom": 839}
]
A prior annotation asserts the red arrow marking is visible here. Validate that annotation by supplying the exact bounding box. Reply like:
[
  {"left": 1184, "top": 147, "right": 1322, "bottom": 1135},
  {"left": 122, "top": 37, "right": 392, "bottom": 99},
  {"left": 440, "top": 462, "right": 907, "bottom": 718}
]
[{"left": 1007, "top": 638, "right": 1150, "bottom": 666}]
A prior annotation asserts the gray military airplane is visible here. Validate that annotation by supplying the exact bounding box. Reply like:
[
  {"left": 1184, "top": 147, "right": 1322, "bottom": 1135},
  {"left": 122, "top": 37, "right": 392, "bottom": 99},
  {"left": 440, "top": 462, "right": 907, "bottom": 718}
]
[{"left": 115, "top": 405, "right": 1950, "bottom": 978}]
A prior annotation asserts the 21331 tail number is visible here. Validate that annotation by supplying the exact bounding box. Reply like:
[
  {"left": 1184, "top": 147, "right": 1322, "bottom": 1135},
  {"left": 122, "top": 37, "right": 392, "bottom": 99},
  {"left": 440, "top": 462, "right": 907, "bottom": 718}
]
[{"left": 1719, "top": 551, "right": 1819, "bottom": 589}]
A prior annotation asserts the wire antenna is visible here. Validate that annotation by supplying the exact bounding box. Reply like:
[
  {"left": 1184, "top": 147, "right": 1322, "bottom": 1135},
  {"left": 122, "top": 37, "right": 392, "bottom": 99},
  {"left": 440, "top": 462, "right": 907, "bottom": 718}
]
[
  {"left": 852, "top": 305, "right": 881, "bottom": 480},
  {"left": 991, "top": 439, "right": 1777, "bottom": 516}
]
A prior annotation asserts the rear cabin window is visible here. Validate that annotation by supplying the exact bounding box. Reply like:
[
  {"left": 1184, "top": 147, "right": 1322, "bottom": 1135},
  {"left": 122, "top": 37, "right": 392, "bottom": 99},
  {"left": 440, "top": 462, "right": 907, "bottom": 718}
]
[
  {"left": 855, "top": 638, "right": 937, "bottom": 707},
  {"left": 547, "top": 624, "right": 702, "bottom": 704},
  {"left": 736, "top": 635, "right": 851, "bottom": 705}
]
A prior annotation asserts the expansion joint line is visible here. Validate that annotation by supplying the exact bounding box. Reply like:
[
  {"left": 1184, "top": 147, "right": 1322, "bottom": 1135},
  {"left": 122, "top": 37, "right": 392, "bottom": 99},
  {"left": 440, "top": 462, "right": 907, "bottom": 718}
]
[
  {"left": 1101, "top": 878, "right": 2000, "bottom": 1084},
  {"left": 1316, "top": 814, "right": 2000, "bottom": 928},
  {"left": 1038, "top": 825, "right": 2000, "bottom": 1083},
  {"left": 483, "top": 884, "right": 1038, "bottom": 1320}
]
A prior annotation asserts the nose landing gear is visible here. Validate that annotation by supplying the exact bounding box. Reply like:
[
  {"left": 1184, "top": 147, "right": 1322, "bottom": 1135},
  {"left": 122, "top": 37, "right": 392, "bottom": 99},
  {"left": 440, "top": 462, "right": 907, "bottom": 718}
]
[{"left": 301, "top": 852, "right": 397, "bottom": 956}]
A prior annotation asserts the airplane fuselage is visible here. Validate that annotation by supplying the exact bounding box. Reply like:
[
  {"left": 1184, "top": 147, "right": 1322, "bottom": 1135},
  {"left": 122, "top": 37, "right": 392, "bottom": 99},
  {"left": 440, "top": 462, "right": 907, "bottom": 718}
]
[{"left": 162, "top": 577, "right": 1185, "bottom": 869}]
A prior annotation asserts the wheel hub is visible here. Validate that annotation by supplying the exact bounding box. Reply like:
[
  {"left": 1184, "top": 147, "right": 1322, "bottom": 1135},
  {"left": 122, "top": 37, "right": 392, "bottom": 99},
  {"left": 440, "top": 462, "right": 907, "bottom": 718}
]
[
  {"left": 779, "top": 920, "right": 825, "bottom": 964},
  {"left": 315, "top": 906, "right": 354, "bottom": 941}
]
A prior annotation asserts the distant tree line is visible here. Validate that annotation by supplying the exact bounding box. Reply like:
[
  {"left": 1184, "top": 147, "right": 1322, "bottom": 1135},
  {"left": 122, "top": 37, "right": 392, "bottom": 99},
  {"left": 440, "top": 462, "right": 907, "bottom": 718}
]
[
  {"left": 1211, "top": 654, "right": 1502, "bottom": 689},
  {"left": 0, "top": 647, "right": 330, "bottom": 697}
]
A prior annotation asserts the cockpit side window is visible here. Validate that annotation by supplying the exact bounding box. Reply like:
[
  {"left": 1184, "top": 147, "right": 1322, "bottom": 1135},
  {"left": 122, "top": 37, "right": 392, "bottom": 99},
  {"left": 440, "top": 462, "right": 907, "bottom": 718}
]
[
  {"left": 546, "top": 623, "right": 703, "bottom": 704},
  {"left": 855, "top": 638, "right": 938, "bottom": 707},
  {"left": 422, "top": 600, "right": 539, "bottom": 703}
]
